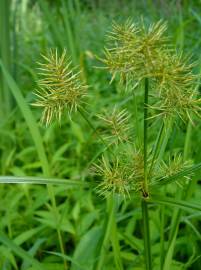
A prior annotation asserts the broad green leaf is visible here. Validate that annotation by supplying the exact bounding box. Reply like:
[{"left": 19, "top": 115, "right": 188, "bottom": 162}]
[{"left": 71, "top": 226, "right": 103, "bottom": 270}]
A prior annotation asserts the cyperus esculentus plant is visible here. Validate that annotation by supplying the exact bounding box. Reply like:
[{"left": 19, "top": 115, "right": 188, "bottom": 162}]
[{"left": 33, "top": 20, "right": 201, "bottom": 270}]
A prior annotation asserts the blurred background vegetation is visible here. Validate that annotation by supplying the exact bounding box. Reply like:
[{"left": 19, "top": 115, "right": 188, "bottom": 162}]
[{"left": 0, "top": 0, "right": 201, "bottom": 269}]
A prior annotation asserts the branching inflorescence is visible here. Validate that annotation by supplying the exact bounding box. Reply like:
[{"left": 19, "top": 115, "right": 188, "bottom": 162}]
[
  {"left": 102, "top": 20, "right": 200, "bottom": 122},
  {"left": 94, "top": 19, "right": 200, "bottom": 198},
  {"left": 33, "top": 20, "right": 200, "bottom": 199}
]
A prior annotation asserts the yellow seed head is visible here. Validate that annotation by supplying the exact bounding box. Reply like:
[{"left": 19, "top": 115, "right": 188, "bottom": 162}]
[{"left": 32, "top": 49, "right": 87, "bottom": 125}]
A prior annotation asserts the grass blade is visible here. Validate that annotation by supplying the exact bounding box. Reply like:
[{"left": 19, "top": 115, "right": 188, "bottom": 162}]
[
  {"left": 141, "top": 199, "right": 152, "bottom": 270},
  {"left": 149, "top": 196, "right": 201, "bottom": 212},
  {"left": 0, "top": 232, "right": 44, "bottom": 270},
  {"left": 0, "top": 176, "right": 89, "bottom": 187},
  {"left": 0, "top": 0, "right": 12, "bottom": 115},
  {"left": 0, "top": 60, "right": 50, "bottom": 176}
]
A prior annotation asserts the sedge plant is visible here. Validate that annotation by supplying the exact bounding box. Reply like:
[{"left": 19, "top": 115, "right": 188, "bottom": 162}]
[{"left": 33, "top": 19, "right": 201, "bottom": 270}]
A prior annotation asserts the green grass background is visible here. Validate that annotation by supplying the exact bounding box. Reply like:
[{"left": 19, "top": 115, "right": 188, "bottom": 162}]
[{"left": 0, "top": 0, "right": 201, "bottom": 269}]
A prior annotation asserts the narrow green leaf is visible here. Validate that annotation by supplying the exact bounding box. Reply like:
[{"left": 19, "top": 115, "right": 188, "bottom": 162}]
[
  {"left": 0, "top": 176, "right": 89, "bottom": 187},
  {"left": 149, "top": 196, "right": 201, "bottom": 212},
  {"left": 0, "top": 232, "right": 44, "bottom": 270},
  {"left": 0, "top": 60, "right": 50, "bottom": 176},
  {"left": 45, "top": 251, "right": 85, "bottom": 270}
]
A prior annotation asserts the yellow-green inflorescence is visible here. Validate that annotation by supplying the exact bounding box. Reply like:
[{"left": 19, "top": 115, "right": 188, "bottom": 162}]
[
  {"left": 33, "top": 20, "right": 200, "bottom": 198},
  {"left": 103, "top": 19, "right": 201, "bottom": 122},
  {"left": 97, "top": 107, "right": 131, "bottom": 144},
  {"left": 33, "top": 49, "right": 87, "bottom": 125},
  {"left": 94, "top": 19, "right": 200, "bottom": 198}
]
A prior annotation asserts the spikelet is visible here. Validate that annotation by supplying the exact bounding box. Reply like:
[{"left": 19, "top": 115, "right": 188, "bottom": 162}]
[
  {"left": 149, "top": 53, "right": 200, "bottom": 122},
  {"left": 103, "top": 20, "right": 201, "bottom": 122},
  {"left": 97, "top": 107, "right": 131, "bottom": 144},
  {"left": 158, "top": 154, "right": 192, "bottom": 185},
  {"left": 92, "top": 155, "right": 131, "bottom": 197},
  {"left": 32, "top": 49, "right": 87, "bottom": 125},
  {"left": 92, "top": 147, "right": 154, "bottom": 197},
  {"left": 102, "top": 20, "right": 168, "bottom": 84}
]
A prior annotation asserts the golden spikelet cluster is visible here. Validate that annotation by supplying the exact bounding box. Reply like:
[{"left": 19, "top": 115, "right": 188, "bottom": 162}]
[
  {"left": 102, "top": 20, "right": 168, "bottom": 84},
  {"left": 93, "top": 147, "right": 155, "bottom": 197},
  {"left": 97, "top": 107, "right": 131, "bottom": 144},
  {"left": 155, "top": 154, "right": 193, "bottom": 187},
  {"left": 92, "top": 155, "right": 131, "bottom": 197},
  {"left": 150, "top": 53, "right": 201, "bottom": 122},
  {"left": 93, "top": 146, "right": 192, "bottom": 197},
  {"left": 32, "top": 49, "right": 87, "bottom": 125},
  {"left": 102, "top": 20, "right": 200, "bottom": 122},
  {"left": 160, "top": 154, "right": 191, "bottom": 178}
]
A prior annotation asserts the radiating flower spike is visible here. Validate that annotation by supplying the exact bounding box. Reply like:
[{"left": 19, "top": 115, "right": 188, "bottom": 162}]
[
  {"left": 97, "top": 107, "right": 131, "bottom": 144},
  {"left": 92, "top": 155, "right": 131, "bottom": 198},
  {"left": 32, "top": 49, "right": 88, "bottom": 125}
]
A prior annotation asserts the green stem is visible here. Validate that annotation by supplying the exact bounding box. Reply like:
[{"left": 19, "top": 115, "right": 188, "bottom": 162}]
[
  {"left": 142, "top": 78, "right": 152, "bottom": 270},
  {"left": 0, "top": 0, "right": 12, "bottom": 115},
  {"left": 160, "top": 204, "right": 165, "bottom": 270},
  {"left": 143, "top": 77, "right": 149, "bottom": 197},
  {"left": 47, "top": 185, "right": 67, "bottom": 270},
  {"left": 78, "top": 108, "right": 108, "bottom": 148},
  {"left": 141, "top": 199, "right": 152, "bottom": 270},
  {"left": 96, "top": 196, "right": 115, "bottom": 270}
]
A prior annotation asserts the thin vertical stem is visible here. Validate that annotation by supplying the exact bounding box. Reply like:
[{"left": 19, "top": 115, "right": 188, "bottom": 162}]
[
  {"left": 143, "top": 77, "right": 149, "bottom": 196},
  {"left": 142, "top": 78, "right": 152, "bottom": 270},
  {"left": 78, "top": 108, "right": 109, "bottom": 149},
  {"left": 0, "top": 0, "right": 12, "bottom": 115},
  {"left": 96, "top": 195, "right": 115, "bottom": 270},
  {"left": 160, "top": 204, "right": 165, "bottom": 270},
  {"left": 142, "top": 199, "right": 152, "bottom": 270}
]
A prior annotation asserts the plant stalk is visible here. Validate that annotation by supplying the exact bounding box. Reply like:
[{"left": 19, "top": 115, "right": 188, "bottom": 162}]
[
  {"left": 78, "top": 107, "right": 109, "bottom": 149},
  {"left": 143, "top": 77, "right": 149, "bottom": 197},
  {"left": 142, "top": 199, "right": 152, "bottom": 270},
  {"left": 141, "top": 78, "right": 152, "bottom": 270}
]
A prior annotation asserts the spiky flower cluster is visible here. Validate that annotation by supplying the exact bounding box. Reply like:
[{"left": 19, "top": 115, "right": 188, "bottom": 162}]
[
  {"left": 103, "top": 20, "right": 200, "bottom": 122},
  {"left": 97, "top": 107, "right": 131, "bottom": 144},
  {"left": 93, "top": 147, "right": 147, "bottom": 197},
  {"left": 33, "top": 49, "right": 87, "bottom": 125},
  {"left": 103, "top": 20, "right": 168, "bottom": 84},
  {"left": 92, "top": 155, "right": 131, "bottom": 197},
  {"left": 94, "top": 149, "right": 192, "bottom": 197},
  {"left": 159, "top": 154, "right": 192, "bottom": 180}
]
